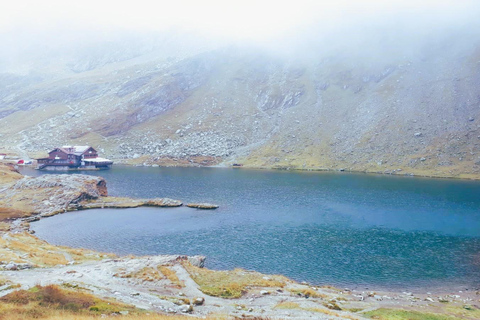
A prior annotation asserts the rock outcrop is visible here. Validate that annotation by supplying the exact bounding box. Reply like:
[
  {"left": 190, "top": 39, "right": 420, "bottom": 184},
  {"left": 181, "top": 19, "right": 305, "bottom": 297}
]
[
  {"left": 0, "top": 169, "right": 108, "bottom": 217},
  {"left": 186, "top": 203, "right": 219, "bottom": 210},
  {"left": 75, "top": 196, "right": 183, "bottom": 211},
  {"left": 144, "top": 198, "right": 183, "bottom": 207}
]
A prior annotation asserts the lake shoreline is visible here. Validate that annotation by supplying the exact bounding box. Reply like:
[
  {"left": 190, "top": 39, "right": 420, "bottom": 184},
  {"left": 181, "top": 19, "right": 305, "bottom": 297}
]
[
  {"left": 5, "top": 155, "right": 480, "bottom": 181},
  {"left": 109, "top": 157, "right": 480, "bottom": 181}
]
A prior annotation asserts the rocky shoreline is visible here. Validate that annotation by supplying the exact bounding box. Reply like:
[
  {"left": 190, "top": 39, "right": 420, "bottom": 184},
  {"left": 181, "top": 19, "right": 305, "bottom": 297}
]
[
  {"left": 0, "top": 163, "right": 479, "bottom": 319},
  {"left": 98, "top": 156, "right": 480, "bottom": 181}
]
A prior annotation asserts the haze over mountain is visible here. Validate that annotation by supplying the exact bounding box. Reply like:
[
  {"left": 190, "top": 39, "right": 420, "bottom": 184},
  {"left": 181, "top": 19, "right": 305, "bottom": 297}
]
[{"left": 1, "top": 1, "right": 480, "bottom": 178}]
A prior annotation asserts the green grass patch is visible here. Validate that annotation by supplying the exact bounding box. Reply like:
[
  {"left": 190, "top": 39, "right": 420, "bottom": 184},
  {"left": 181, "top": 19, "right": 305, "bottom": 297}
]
[
  {"left": 445, "top": 305, "right": 480, "bottom": 320},
  {"left": 364, "top": 308, "right": 462, "bottom": 320}
]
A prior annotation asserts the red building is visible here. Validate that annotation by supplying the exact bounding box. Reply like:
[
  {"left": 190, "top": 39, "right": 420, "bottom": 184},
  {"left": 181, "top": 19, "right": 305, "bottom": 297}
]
[{"left": 36, "top": 146, "right": 113, "bottom": 170}]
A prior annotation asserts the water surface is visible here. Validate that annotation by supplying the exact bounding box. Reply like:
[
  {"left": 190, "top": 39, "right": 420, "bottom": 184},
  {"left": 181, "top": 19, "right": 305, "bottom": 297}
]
[{"left": 24, "top": 166, "right": 480, "bottom": 290}]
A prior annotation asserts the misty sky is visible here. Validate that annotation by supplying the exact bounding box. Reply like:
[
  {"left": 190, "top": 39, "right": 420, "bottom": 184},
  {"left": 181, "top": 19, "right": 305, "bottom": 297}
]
[{"left": 1, "top": 0, "right": 479, "bottom": 41}]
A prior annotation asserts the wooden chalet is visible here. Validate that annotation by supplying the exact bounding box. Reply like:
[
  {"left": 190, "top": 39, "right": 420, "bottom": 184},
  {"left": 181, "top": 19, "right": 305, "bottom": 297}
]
[{"left": 36, "top": 146, "right": 113, "bottom": 170}]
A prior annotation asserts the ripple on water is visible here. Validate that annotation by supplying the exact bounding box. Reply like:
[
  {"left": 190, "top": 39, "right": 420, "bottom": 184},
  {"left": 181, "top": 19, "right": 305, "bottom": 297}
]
[{"left": 26, "top": 166, "right": 480, "bottom": 290}]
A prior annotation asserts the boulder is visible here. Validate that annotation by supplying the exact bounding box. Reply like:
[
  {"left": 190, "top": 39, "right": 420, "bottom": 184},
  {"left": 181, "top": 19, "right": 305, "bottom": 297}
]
[
  {"left": 193, "top": 297, "right": 205, "bottom": 305},
  {"left": 4, "top": 262, "right": 17, "bottom": 270},
  {"left": 178, "top": 304, "right": 193, "bottom": 313},
  {"left": 187, "top": 255, "right": 206, "bottom": 268}
]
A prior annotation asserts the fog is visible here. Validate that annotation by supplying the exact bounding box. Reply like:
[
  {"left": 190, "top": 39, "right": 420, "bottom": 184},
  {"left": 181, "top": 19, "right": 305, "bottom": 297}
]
[{"left": 1, "top": 0, "right": 480, "bottom": 73}]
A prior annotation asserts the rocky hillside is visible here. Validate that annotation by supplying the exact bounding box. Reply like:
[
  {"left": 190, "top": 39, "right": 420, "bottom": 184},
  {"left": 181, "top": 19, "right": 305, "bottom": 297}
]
[{"left": 1, "top": 25, "right": 480, "bottom": 178}]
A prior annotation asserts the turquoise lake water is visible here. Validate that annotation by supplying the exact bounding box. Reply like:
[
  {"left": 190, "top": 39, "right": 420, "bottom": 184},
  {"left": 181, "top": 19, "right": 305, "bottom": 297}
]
[{"left": 24, "top": 166, "right": 480, "bottom": 291}]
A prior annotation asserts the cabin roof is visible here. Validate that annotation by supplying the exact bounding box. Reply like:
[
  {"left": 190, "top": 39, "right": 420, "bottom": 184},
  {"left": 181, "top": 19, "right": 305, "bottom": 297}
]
[
  {"left": 52, "top": 146, "right": 96, "bottom": 156},
  {"left": 62, "top": 145, "right": 90, "bottom": 153}
]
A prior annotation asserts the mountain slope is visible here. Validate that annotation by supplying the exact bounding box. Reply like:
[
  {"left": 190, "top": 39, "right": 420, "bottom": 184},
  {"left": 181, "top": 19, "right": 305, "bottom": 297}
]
[{"left": 1, "top": 29, "right": 480, "bottom": 178}]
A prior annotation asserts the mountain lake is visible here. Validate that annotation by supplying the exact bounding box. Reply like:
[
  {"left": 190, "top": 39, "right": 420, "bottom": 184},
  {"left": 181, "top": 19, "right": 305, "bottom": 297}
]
[{"left": 21, "top": 166, "right": 480, "bottom": 291}]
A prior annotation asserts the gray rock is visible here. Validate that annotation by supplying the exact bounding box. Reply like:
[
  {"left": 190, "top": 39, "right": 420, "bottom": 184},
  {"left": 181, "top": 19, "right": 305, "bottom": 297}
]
[
  {"left": 3, "top": 174, "right": 108, "bottom": 217},
  {"left": 187, "top": 255, "right": 206, "bottom": 268},
  {"left": 17, "top": 263, "right": 33, "bottom": 270},
  {"left": 4, "top": 262, "right": 18, "bottom": 270},
  {"left": 144, "top": 198, "right": 182, "bottom": 207},
  {"left": 178, "top": 304, "right": 193, "bottom": 313}
]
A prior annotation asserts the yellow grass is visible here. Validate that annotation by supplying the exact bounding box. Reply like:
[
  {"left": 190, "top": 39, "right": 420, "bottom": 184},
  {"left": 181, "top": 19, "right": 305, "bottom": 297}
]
[
  {"left": 0, "top": 276, "right": 12, "bottom": 287},
  {"left": 157, "top": 295, "right": 190, "bottom": 306},
  {"left": 9, "top": 238, "right": 68, "bottom": 265},
  {"left": 0, "top": 284, "right": 137, "bottom": 319},
  {"left": 0, "top": 222, "right": 11, "bottom": 231},
  {"left": 113, "top": 266, "right": 184, "bottom": 287},
  {"left": 289, "top": 288, "right": 327, "bottom": 299},
  {"left": 0, "top": 314, "right": 204, "bottom": 320},
  {"left": 0, "top": 232, "right": 113, "bottom": 268},
  {"left": 183, "top": 262, "right": 288, "bottom": 298},
  {"left": 115, "top": 266, "right": 163, "bottom": 282},
  {"left": 307, "top": 307, "right": 359, "bottom": 319},
  {"left": 274, "top": 301, "right": 301, "bottom": 309},
  {"left": 159, "top": 266, "right": 185, "bottom": 288},
  {"left": 0, "top": 163, "right": 22, "bottom": 184},
  {"left": 0, "top": 285, "right": 232, "bottom": 320}
]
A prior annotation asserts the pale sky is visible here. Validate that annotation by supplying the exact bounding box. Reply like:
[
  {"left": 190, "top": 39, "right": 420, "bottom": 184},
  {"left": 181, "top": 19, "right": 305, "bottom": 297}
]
[{"left": 0, "top": 0, "right": 478, "bottom": 40}]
